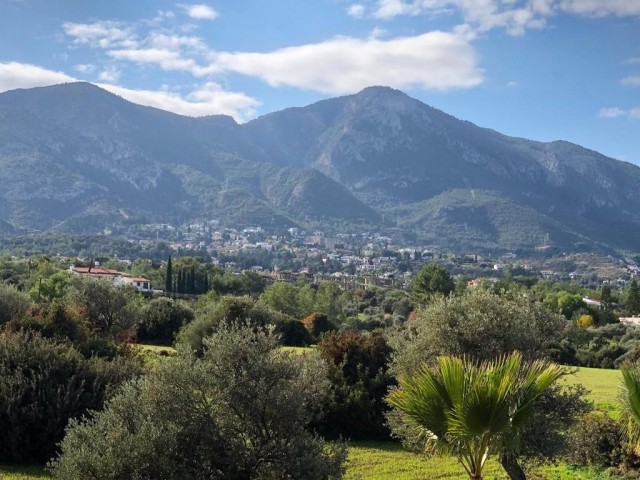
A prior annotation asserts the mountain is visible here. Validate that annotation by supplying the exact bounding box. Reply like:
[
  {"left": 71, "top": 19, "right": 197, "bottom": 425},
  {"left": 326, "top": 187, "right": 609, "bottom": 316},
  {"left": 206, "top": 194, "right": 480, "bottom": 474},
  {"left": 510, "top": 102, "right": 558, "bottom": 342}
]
[
  {"left": 1, "top": 82, "right": 639, "bottom": 252},
  {"left": 0, "top": 83, "right": 377, "bottom": 234}
]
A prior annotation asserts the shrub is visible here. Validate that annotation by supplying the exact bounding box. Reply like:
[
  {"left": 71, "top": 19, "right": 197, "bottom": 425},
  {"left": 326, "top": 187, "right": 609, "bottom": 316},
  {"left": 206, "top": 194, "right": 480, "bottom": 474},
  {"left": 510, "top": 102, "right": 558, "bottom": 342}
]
[
  {"left": 0, "top": 330, "right": 143, "bottom": 464},
  {"left": 303, "top": 312, "right": 336, "bottom": 341},
  {"left": 177, "top": 295, "right": 284, "bottom": 354},
  {"left": 315, "top": 331, "right": 395, "bottom": 440},
  {"left": 568, "top": 413, "right": 624, "bottom": 468},
  {"left": 50, "top": 326, "right": 346, "bottom": 480},
  {"left": 137, "top": 297, "right": 194, "bottom": 345},
  {"left": 0, "top": 282, "right": 31, "bottom": 326}
]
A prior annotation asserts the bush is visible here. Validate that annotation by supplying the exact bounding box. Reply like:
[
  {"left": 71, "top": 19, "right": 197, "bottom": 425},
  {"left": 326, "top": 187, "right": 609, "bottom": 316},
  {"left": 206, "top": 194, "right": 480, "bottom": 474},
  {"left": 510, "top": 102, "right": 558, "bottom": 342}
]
[
  {"left": 177, "top": 295, "right": 285, "bottom": 354},
  {"left": 568, "top": 413, "right": 624, "bottom": 468},
  {"left": 50, "top": 326, "right": 346, "bottom": 480},
  {"left": 0, "top": 282, "right": 31, "bottom": 326},
  {"left": 315, "top": 331, "right": 395, "bottom": 440},
  {"left": 8, "top": 301, "right": 91, "bottom": 345},
  {"left": 275, "top": 319, "right": 313, "bottom": 347},
  {"left": 303, "top": 312, "right": 337, "bottom": 341},
  {"left": 0, "top": 330, "right": 143, "bottom": 464},
  {"left": 137, "top": 297, "right": 194, "bottom": 345}
]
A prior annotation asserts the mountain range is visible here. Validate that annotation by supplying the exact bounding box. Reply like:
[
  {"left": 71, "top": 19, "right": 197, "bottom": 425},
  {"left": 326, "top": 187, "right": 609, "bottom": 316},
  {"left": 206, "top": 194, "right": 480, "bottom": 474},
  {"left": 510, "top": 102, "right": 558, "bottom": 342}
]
[{"left": 1, "top": 82, "right": 639, "bottom": 253}]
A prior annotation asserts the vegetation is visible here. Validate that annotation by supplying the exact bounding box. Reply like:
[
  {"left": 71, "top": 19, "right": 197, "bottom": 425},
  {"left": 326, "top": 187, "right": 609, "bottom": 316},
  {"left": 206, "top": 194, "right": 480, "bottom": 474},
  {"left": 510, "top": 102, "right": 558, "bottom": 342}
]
[
  {"left": 388, "top": 352, "right": 564, "bottom": 480},
  {"left": 50, "top": 325, "right": 346, "bottom": 479}
]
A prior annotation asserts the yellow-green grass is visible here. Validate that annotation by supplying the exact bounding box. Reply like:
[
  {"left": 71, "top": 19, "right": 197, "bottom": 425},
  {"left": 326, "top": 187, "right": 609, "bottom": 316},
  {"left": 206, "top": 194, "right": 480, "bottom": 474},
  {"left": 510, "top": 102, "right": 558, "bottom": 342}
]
[
  {"left": 0, "top": 465, "right": 49, "bottom": 479},
  {"left": 562, "top": 366, "right": 622, "bottom": 416},
  {"left": 134, "top": 343, "right": 177, "bottom": 355},
  {"left": 345, "top": 442, "right": 622, "bottom": 480},
  {"left": 280, "top": 346, "right": 315, "bottom": 355}
]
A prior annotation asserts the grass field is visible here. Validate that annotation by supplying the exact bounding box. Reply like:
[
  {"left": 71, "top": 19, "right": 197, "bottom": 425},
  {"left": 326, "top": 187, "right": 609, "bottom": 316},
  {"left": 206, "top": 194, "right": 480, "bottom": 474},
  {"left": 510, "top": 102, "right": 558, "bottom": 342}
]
[
  {"left": 563, "top": 366, "right": 622, "bottom": 416},
  {"left": 0, "top": 366, "right": 623, "bottom": 480}
]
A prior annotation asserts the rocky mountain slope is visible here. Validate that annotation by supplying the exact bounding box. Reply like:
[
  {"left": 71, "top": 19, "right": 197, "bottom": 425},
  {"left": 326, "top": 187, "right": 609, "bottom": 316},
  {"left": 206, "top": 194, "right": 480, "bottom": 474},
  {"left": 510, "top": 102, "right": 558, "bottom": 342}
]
[{"left": 1, "top": 82, "right": 639, "bottom": 252}]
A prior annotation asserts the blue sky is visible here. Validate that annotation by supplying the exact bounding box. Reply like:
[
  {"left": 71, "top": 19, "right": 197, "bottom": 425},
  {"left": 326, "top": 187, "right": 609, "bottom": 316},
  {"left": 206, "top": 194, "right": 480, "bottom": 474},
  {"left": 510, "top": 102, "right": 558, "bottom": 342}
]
[{"left": 0, "top": 0, "right": 639, "bottom": 164}]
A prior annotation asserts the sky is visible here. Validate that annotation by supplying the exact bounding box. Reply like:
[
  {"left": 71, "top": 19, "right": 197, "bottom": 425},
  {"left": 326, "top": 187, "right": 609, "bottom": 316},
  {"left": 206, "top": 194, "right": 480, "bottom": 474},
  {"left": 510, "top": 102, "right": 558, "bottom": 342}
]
[{"left": 0, "top": 0, "right": 639, "bottom": 164}]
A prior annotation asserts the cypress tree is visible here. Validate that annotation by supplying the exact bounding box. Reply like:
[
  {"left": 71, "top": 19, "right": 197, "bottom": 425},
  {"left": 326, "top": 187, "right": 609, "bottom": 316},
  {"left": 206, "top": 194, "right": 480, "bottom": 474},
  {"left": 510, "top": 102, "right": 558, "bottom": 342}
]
[
  {"left": 165, "top": 256, "right": 173, "bottom": 293},
  {"left": 628, "top": 280, "right": 640, "bottom": 316}
]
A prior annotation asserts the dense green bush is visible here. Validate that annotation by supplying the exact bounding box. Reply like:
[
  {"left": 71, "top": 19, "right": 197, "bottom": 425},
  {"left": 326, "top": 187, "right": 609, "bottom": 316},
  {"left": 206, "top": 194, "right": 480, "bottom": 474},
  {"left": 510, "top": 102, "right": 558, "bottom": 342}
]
[
  {"left": 315, "top": 330, "right": 395, "bottom": 440},
  {"left": 177, "top": 295, "right": 286, "bottom": 354},
  {"left": 0, "top": 330, "right": 143, "bottom": 464},
  {"left": 568, "top": 413, "right": 624, "bottom": 468},
  {"left": 303, "top": 312, "right": 337, "bottom": 342},
  {"left": 50, "top": 326, "right": 346, "bottom": 480},
  {"left": 137, "top": 297, "right": 194, "bottom": 344},
  {"left": 0, "top": 282, "right": 31, "bottom": 325}
]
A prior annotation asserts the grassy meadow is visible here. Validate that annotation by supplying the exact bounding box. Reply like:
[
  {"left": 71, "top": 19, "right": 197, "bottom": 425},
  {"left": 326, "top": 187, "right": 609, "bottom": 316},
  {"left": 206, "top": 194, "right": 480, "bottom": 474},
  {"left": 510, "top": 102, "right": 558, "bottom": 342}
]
[{"left": 0, "top": 366, "right": 624, "bottom": 480}]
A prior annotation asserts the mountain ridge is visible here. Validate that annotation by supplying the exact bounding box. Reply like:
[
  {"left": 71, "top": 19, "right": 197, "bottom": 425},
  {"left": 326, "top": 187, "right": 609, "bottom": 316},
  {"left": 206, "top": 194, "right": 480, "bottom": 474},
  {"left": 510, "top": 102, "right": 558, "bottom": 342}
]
[{"left": 1, "top": 82, "right": 639, "bottom": 253}]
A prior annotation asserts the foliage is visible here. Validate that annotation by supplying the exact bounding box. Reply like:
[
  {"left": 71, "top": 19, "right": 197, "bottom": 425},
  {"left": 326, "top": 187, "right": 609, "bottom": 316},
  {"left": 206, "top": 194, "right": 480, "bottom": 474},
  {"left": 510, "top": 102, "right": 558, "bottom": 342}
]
[
  {"left": 567, "top": 413, "right": 624, "bottom": 468},
  {"left": 177, "top": 295, "right": 285, "bottom": 354},
  {"left": 388, "top": 352, "right": 564, "bottom": 480},
  {"left": 8, "top": 301, "right": 91, "bottom": 345},
  {"left": 316, "top": 331, "right": 395, "bottom": 440},
  {"left": 274, "top": 319, "right": 313, "bottom": 347},
  {"left": 626, "top": 280, "right": 640, "bottom": 316},
  {"left": 390, "top": 287, "right": 566, "bottom": 374},
  {"left": 137, "top": 297, "right": 194, "bottom": 345},
  {"left": 303, "top": 312, "right": 337, "bottom": 341},
  {"left": 260, "top": 281, "right": 315, "bottom": 319},
  {"left": 0, "top": 330, "right": 142, "bottom": 464},
  {"left": 0, "top": 282, "right": 31, "bottom": 325},
  {"left": 410, "top": 263, "right": 454, "bottom": 305},
  {"left": 65, "top": 276, "right": 138, "bottom": 339},
  {"left": 577, "top": 314, "right": 595, "bottom": 328},
  {"left": 50, "top": 326, "right": 346, "bottom": 480}
]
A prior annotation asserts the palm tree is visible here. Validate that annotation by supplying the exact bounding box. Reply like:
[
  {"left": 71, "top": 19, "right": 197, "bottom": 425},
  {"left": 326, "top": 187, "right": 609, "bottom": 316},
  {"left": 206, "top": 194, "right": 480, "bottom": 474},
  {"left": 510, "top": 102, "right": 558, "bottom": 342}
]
[
  {"left": 621, "top": 364, "right": 640, "bottom": 452},
  {"left": 387, "top": 352, "right": 564, "bottom": 480}
]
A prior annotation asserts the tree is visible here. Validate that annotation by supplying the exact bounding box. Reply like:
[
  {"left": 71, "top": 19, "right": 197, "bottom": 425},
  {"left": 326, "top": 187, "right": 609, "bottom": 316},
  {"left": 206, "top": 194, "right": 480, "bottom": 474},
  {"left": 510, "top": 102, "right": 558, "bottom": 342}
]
[
  {"left": 390, "top": 287, "right": 565, "bottom": 373},
  {"left": 316, "top": 331, "right": 395, "bottom": 440},
  {"left": 50, "top": 326, "right": 346, "bottom": 480},
  {"left": 388, "top": 352, "right": 563, "bottom": 480},
  {"left": 0, "top": 282, "right": 31, "bottom": 326},
  {"left": 410, "top": 263, "right": 454, "bottom": 304},
  {"left": 627, "top": 280, "right": 640, "bottom": 316},
  {"left": 165, "top": 255, "right": 173, "bottom": 293},
  {"left": 138, "top": 297, "right": 194, "bottom": 345}
]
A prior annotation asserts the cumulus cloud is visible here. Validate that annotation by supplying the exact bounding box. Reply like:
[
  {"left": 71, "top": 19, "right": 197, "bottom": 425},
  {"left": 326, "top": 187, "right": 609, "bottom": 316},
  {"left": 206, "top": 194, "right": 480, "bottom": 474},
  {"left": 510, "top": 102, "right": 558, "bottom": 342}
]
[
  {"left": 213, "top": 31, "right": 483, "bottom": 93},
  {"left": 0, "top": 61, "right": 258, "bottom": 120},
  {"left": 179, "top": 4, "right": 218, "bottom": 20},
  {"left": 559, "top": 0, "right": 640, "bottom": 17},
  {"left": 74, "top": 63, "right": 96, "bottom": 73},
  {"left": 598, "top": 107, "right": 640, "bottom": 119},
  {"left": 0, "top": 61, "right": 76, "bottom": 92}
]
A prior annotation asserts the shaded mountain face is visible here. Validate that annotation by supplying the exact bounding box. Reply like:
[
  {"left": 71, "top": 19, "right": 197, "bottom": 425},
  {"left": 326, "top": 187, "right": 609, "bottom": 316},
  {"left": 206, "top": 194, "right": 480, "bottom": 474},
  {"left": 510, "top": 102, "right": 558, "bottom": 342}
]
[{"left": 1, "top": 82, "right": 639, "bottom": 252}]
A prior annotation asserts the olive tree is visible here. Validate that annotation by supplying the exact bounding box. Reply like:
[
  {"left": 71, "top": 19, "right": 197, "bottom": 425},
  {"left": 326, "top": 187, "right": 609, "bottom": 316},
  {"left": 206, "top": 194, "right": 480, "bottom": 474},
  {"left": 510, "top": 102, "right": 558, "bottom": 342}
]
[{"left": 50, "top": 325, "right": 346, "bottom": 480}]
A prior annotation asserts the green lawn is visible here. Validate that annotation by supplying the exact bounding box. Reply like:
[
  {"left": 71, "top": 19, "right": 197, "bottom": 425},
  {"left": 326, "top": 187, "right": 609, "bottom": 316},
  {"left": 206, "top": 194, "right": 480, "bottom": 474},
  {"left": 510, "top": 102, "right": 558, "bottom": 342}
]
[
  {"left": 135, "top": 343, "right": 177, "bottom": 355},
  {"left": 0, "top": 465, "right": 49, "bottom": 479},
  {"left": 562, "top": 366, "right": 622, "bottom": 415},
  {"left": 345, "top": 442, "right": 622, "bottom": 480}
]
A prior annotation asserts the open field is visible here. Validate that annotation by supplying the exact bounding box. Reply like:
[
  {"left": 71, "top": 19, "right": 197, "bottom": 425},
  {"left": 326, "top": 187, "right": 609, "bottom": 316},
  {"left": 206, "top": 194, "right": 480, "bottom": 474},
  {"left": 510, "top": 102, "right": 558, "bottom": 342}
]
[{"left": 563, "top": 366, "right": 622, "bottom": 415}]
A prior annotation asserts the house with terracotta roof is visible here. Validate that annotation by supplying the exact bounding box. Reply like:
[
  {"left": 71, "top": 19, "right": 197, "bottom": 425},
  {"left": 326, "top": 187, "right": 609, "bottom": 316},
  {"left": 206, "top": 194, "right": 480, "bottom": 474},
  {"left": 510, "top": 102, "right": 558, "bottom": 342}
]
[{"left": 69, "top": 264, "right": 152, "bottom": 292}]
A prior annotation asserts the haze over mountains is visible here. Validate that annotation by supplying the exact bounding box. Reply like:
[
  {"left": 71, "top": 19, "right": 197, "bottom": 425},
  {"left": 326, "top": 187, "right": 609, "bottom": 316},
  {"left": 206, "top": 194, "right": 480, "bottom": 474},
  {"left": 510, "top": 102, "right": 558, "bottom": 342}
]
[{"left": 1, "top": 82, "right": 639, "bottom": 253}]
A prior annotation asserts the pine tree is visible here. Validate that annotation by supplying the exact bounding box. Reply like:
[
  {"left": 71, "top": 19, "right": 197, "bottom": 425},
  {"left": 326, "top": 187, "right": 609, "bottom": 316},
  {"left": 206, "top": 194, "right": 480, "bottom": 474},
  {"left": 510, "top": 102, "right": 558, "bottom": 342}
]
[{"left": 165, "top": 256, "right": 173, "bottom": 293}]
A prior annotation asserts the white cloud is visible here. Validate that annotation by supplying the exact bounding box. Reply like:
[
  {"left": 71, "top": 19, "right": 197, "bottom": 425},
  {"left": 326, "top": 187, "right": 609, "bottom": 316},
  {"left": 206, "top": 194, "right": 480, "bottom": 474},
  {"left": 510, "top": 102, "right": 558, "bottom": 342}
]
[
  {"left": 0, "top": 62, "right": 76, "bottom": 92},
  {"left": 179, "top": 4, "right": 218, "bottom": 20},
  {"left": 98, "top": 66, "right": 121, "bottom": 83},
  {"left": 623, "top": 57, "right": 640, "bottom": 65},
  {"left": 98, "top": 82, "right": 258, "bottom": 119},
  {"left": 598, "top": 107, "right": 640, "bottom": 119},
  {"left": 559, "top": 0, "right": 640, "bottom": 17},
  {"left": 0, "top": 61, "right": 258, "bottom": 120},
  {"left": 347, "top": 4, "right": 366, "bottom": 18},
  {"left": 598, "top": 107, "right": 626, "bottom": 118},
  {"left": 213, "top": 31, "right": 483, "bottom": 93},
  {"left": 621, "top": 75, "right": 640, "bottom": 87},
  {"left": 107, "top": 48, "right": 202, "bottom": 73},
  {"left": 63, "top": 20, "right": 137, "bottom": 49},
  {"left": 361, "top": 0, "right": 640, "bottom": 35},
  {"left": 74, "top": 63, "right": 95, "bottom": 73}
]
